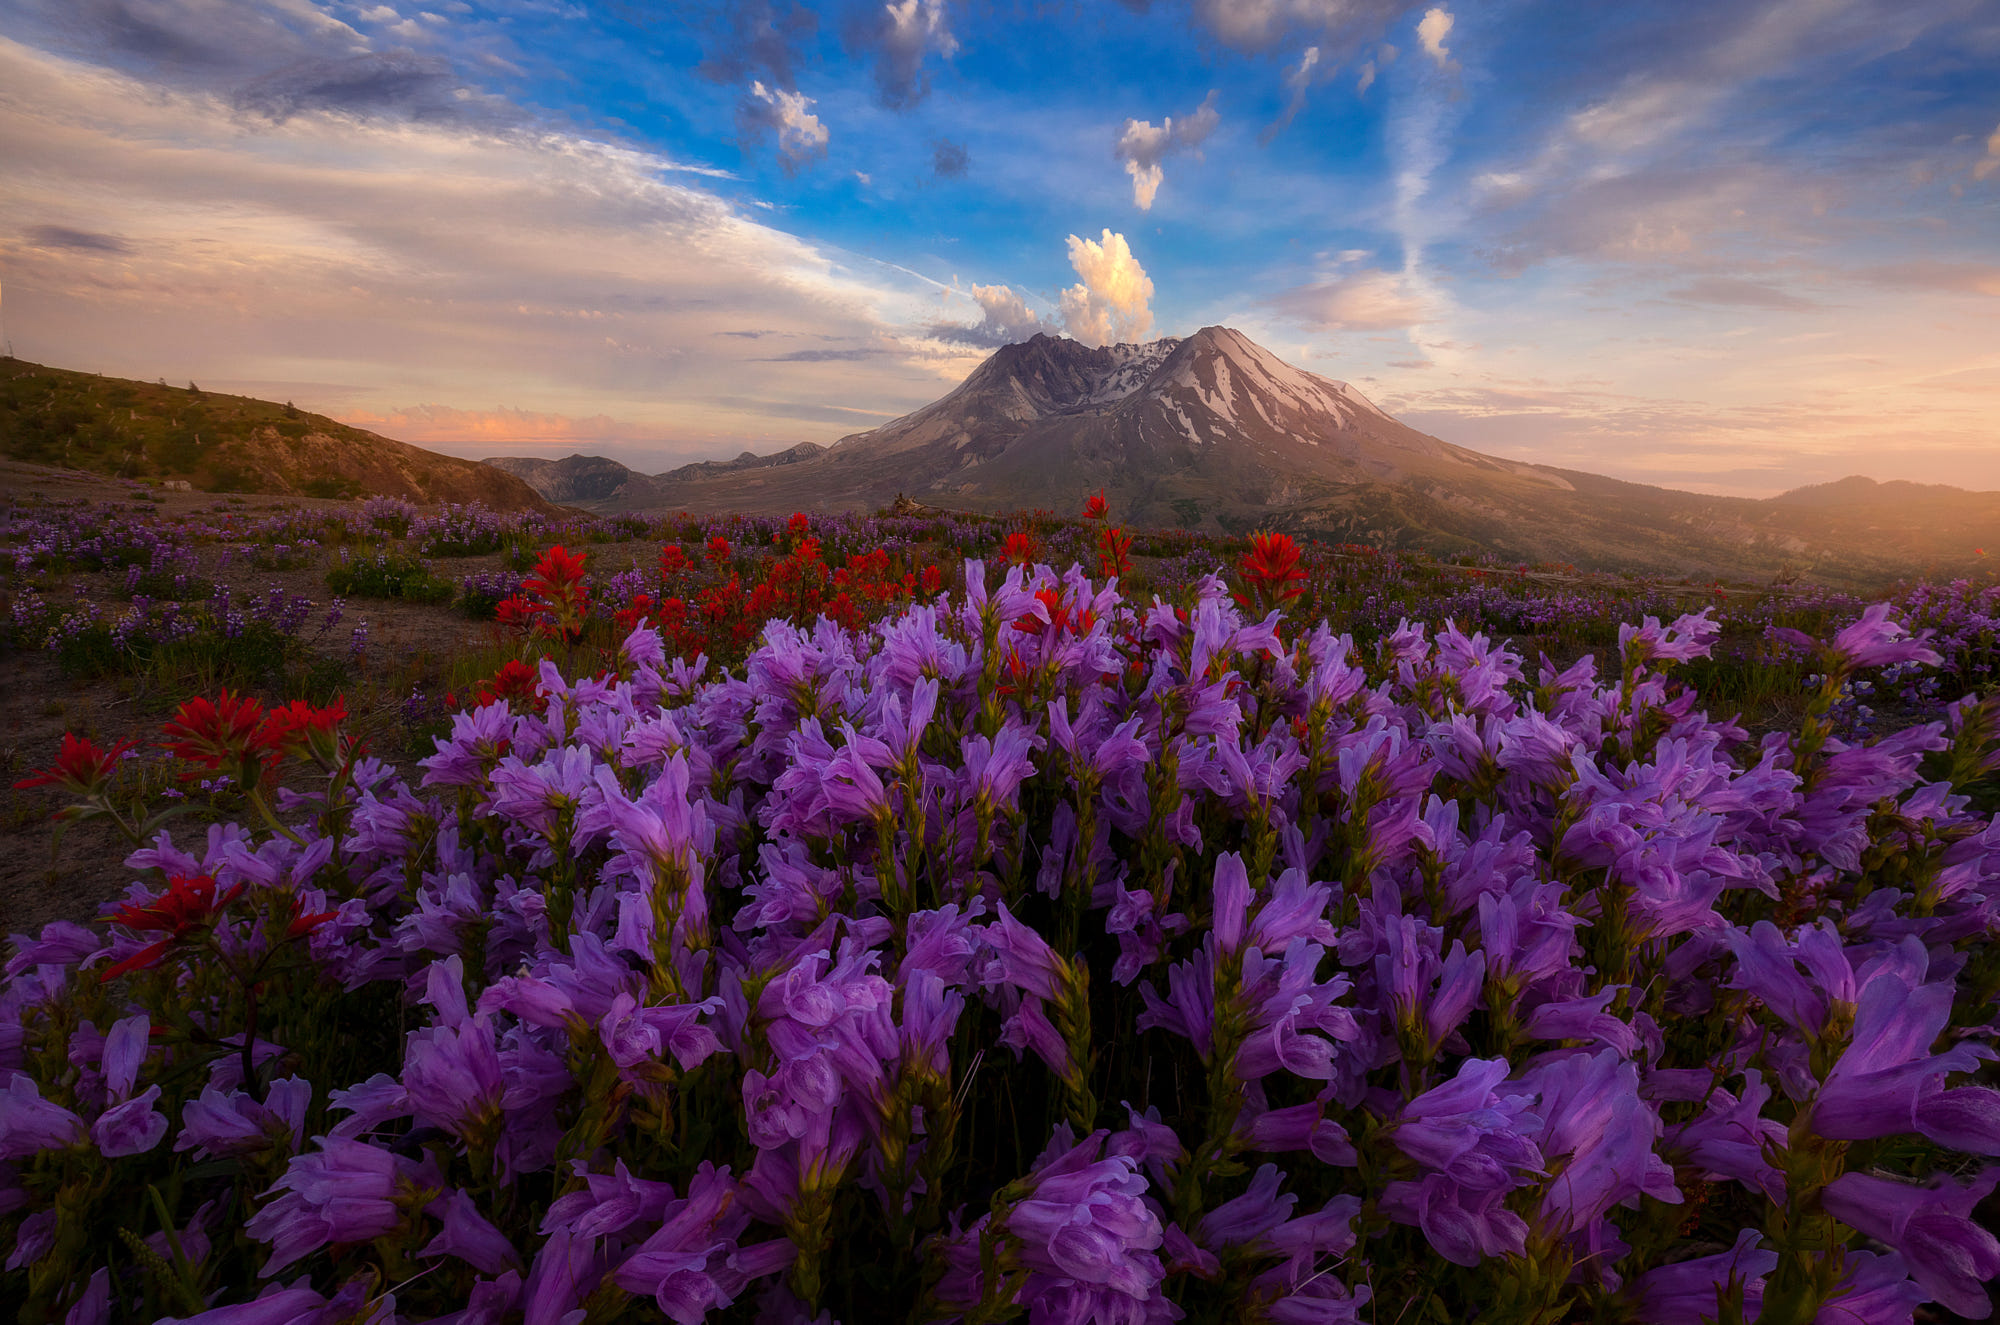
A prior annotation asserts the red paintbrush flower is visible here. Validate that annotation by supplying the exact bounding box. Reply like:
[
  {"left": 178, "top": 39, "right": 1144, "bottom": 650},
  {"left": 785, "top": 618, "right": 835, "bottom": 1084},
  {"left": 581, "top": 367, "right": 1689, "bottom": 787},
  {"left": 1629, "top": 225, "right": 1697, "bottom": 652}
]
[
  {"left": 1083, "top": 491, "right": 1108, "bottom": 521},
  {"left": 705, "top": 535, "right": 731, "bottom": 565},
  {"left": 1238, "top": 532, "right": 1306, "bottom": 608},
  {"left": 286, "top": 895, "right": 339, "bottom": 939},
  {"left": 1097, "top": 524, "right": 1133, "bottom": 579},
  {"left": 257, "top": 697, "right": 347, "bottom": 765},
  {"left": 526, "top": 544, "right": 587, "bottom": 592},
  {"left": 1014, "top": 587, "right": 1070, "bottom": 634},
  {"left": 615, "top": 592, "right": 658, "bottom": 633},
  {"left": 102, "top": 873, "right": 245, "bottom": 980},
  {"left": 475, "top": 658, "right": 545, "bottom": 712},
  {"left": 161, "top": 690, "right": 275, "bottom": 790},
  {"left": 659, "top": 544, "right": 690, "bottom": 576},
  {"left": 1002, "top": 531, "right": 1039, "bottom": 567},
  {"left": 13, "top": 732, "right": 132, "bottom": 796}
]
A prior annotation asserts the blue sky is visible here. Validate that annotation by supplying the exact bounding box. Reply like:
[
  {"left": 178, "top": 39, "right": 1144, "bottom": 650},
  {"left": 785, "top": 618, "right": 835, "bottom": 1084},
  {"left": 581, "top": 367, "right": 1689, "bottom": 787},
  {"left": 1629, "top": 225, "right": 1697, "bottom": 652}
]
[{"left": 0, "top": 0, "right": 1995, "bottom": 494}]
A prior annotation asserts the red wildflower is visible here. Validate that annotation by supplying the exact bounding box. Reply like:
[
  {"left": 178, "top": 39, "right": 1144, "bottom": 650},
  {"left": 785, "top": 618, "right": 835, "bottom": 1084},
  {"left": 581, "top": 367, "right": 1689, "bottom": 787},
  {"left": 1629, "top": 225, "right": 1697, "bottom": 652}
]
[
  {"left": 705, "top": 535, "right": 731, "bottom": 565},
  {"left": 1014, "top": 587, "right": 1070, "bottom": 633},
  {"left": 659, "top": 544, "right": 690, "bottom": 576},
  {"left": 161, "top": 690, "right": 274, "bottom": 789},
  {"left": 524, "top": 545, "right": 591, "bottom": 643},
  {"left": 1002, "top": 531, "right": 1039, "bottom": 567},
  {"left": 526, "top": 544, "right": 588, "bottom": 593},
  {"left": 1238, "top": 532, "right": 1306, "bottom": 608},
  {"left": 475, "top": 658, "right": 545, "bottom": 712},
  {"left": 13, "top": 732, "right": 132, "bottom": 795},
  {"left": 1083, "top": 491, "right": 1108, "bottom": 521},
  {"left": 103, "top": 873, "right": 245, "bottom": 980},
  {"left": 257, "top": 697, "right": 347, "bottom": 763},
  {"left": 494, "top": 594, "right": 541, "bottom": 633},
  {"left": 921, "top": 565, "right": 943, "bottom": 595},
  {"left": 1097, "top": 524, "right": 1133, "bottom": 580},
  {"left": 615, "top": 592, "right": 658, "bottom": 633},
  {"left": 788, "top": 512, "right": 811, "bottom": 539},
  {"left": 286, "top": 896, "right": 338, "bottom": 939}
]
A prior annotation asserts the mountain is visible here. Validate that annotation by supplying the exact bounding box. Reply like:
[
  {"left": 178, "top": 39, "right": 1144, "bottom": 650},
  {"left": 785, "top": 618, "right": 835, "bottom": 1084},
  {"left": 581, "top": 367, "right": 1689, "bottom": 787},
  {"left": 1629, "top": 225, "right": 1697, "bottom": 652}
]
[
  {"left": 482, "top": 442, "right": 829, "bottom": 507},
  {"left": 0, "top": 357, "right": 555, "bottom": 511}
]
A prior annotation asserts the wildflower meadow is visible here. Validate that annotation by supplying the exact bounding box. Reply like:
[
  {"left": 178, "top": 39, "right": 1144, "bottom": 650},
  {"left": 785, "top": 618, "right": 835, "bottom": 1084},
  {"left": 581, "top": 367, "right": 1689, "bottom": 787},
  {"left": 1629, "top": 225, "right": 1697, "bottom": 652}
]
[{"left": 5, "top": 484, "right": 2000, "bottom": 1324}]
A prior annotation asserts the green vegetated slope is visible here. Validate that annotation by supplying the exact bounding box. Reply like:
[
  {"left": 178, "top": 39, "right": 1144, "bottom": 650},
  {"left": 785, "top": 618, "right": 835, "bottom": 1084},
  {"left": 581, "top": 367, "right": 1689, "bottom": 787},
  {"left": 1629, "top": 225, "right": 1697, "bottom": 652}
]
[{"left": 0, "top": 357, "right": 553, "bottom": 512}]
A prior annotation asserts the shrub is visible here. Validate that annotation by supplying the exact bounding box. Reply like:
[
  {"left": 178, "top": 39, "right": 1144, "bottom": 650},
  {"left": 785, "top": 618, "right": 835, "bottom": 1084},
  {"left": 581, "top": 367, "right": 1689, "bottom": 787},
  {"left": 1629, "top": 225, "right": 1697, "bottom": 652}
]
[{"left": 325, "top": 548, "right": 455, "bottom": 604}]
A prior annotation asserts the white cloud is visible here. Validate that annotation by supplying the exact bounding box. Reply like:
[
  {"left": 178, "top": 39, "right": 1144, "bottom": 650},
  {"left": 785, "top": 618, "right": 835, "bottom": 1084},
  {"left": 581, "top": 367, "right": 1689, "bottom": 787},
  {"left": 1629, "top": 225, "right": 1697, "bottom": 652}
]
[
  {"left": 1188, "top": 0, "right": 1419, "bottom": 56},
  {"left": 1058, "top": 230, "right": 1155, "bottom": 346},
  {"left": 1975, "top": 120, "right": 2000, "bottom": 182},
  {"left": 0, "top": 37, "right": 959, "bottom": 461},
  {"left": 745, "top": 80, "right": 830, "bottom": 169},
  {"left": 1416, "top": 7, "right": 1454, "bottom": 67},
  {"left": 1264, "top": 47, "right": 1320, "bottom": 141},
  {"left": 929, "top": 281, "right": 1047, "bottom": 347},
  {"left": 1266, "top": 269, "right": 1429, "bottom": 330},
  {"left": 1113, "top": 90, "right": 1219, "bottom": 210},
  {"left": 874, "top": 0, "right": 958, "bottom": 107}
]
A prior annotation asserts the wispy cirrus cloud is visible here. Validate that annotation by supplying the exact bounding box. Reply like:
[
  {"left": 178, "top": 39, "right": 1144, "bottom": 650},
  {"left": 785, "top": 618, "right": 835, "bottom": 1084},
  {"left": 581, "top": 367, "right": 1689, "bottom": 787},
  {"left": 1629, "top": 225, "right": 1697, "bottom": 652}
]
[{"left": 0, "top": 34, "right": 953, "bottom": 464}]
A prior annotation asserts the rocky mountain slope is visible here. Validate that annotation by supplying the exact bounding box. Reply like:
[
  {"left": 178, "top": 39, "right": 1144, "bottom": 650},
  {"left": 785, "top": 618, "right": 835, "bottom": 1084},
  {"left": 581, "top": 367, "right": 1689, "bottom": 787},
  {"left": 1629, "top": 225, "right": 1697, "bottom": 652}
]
[
  {"left": 494, "top": 327, "right": 1993, "bottom": 585},
  {"left": 0, "top": 357, "right": 555, "bottom": 511}
]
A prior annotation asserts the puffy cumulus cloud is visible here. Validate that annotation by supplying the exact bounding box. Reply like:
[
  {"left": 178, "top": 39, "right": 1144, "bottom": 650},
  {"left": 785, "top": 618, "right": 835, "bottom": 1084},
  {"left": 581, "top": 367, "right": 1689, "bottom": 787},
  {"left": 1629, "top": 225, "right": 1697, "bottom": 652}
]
[
  {"left": 930, "top": 282, "right": 1046, "bottom": 347},
  {"left": 741, "top": 80, "right": 830, "bottom": 169},
  {"left": 1415, "top": 6, "right": 1454, "bottom": 68},
  {"left": 1265, "top": 269, "right": 1428, "bottom": 330},
  {"left": 0, "top": 38, "right": 953, "bottom": 462},
  {"left": 1057, "top": 230, "right": 1155, "bottom": 346},
  {"left": 932, "top": 137, "right": 969, "bottom": 178},
  {"left": 1114, "top": 90, "right": 1219, "bottom": 209},
  {"left": 866, "top": 0, "right": 957, "bottom": 109}
]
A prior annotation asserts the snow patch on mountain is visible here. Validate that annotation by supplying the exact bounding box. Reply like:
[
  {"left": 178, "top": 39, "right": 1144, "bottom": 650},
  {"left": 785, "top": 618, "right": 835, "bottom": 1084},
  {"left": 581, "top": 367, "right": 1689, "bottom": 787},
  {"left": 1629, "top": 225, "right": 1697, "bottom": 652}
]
[{"left": 1080, "top": 337, "right": 1181, "bottom": 405}]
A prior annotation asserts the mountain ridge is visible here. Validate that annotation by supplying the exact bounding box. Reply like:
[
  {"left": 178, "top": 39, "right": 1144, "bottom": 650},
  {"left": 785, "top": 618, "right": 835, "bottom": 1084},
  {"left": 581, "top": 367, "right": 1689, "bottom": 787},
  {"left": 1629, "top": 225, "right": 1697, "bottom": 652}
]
[{"left": 486, "top": 327, "right": 1996, "bottom": 587}]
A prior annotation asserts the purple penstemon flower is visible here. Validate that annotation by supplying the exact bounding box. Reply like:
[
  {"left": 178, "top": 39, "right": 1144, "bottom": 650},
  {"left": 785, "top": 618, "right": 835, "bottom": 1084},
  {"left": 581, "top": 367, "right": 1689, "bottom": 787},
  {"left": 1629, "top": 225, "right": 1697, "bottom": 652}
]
[
  {"left": 1822, "top": 1168, "right": 2000, "bottom": 1318},
  {"left": 245, "top": 1136, "right": 418, "bottom": 1275}
]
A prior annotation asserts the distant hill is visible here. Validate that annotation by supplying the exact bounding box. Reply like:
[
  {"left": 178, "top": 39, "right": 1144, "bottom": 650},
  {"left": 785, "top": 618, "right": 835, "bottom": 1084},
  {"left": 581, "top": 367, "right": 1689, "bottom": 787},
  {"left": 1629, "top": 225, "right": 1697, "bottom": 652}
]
[
  {"left": 492, "top": 327, "right": 1998, "bottom": 587},
  {"left": 0, "top": 358, "right": 555, "bottom": 511},
  {"left": 482, "top": 443, "right": 830, "bottom": 508}
]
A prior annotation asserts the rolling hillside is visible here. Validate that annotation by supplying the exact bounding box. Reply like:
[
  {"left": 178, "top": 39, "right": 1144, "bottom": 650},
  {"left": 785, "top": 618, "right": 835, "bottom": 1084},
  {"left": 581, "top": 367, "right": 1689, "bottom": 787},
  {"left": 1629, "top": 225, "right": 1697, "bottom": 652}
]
[{"left": 0, "top": 357, "right": 554, "bottom": 511}]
